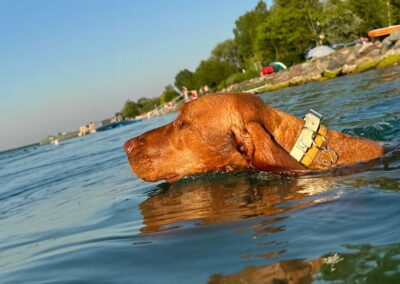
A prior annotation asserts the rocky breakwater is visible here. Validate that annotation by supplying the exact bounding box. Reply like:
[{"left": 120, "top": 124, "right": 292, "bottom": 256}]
[{"left": 229, "top": 30, "right": 400, "bottom": 94}]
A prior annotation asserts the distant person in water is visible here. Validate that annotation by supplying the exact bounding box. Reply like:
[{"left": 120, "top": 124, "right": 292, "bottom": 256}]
[
  {"left": 182, "top": 86, "right": 189, "bottom": 101},
  {"left": 191, "top": 90, "right": 198, "bottom": 100},
  {"left": 199, "top": 85, "right": 209, "bottom": 96}
]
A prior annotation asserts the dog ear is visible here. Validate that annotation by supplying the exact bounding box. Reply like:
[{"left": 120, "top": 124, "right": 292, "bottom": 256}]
[
  {"left": 233, "top": 122, "right": 306, "bottom": 171},
  {"left": 231, "top": 125, "right": 255, "bottom": 162}
]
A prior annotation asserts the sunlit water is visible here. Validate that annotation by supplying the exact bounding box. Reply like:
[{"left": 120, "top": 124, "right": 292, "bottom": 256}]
[{"left": 1, "top": 66, "right": 400, "bottom": 283}]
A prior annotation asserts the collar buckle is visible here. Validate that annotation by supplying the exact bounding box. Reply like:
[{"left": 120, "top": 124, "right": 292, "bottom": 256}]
[{"left": 290, "top": 109, "right": 325, "bottom": 167}]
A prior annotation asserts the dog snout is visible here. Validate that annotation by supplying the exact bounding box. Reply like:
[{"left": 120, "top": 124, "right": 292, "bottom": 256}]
[
  {"left": 124, "top": 140, "right": 133, "bottom": 155},
  {"left": 124, "top": 138, "right": 142, "bottom": 155}
]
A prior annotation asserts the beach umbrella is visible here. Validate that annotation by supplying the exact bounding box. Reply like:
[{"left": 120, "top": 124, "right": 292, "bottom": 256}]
[
  {"left": 306, "top": 45, "right": 335, "bottom": 59},
  {"left": 270, "top": 62, "right": 287, "bottom": 71}
]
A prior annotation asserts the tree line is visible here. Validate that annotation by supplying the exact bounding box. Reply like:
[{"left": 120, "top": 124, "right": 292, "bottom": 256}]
[{"left": 120, "top": 0, "right": 400, "bottom": 118}]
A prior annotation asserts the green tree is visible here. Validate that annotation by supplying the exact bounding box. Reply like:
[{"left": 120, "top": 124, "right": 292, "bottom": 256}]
[
  {"left": 210, "top": 39, "right": 242, "bottom": 69},
  {"left": 174, "top": 69, "right": 196, "bottom": 90},
  {"left": 233, "top": 0, "right": 269, "bottom": 70},
  {"left": 391, "top": 0, "right": 400, "bottom": 25},
  {"left": 255, "top": 0, "right": 323, "bottom": 65},
  {"left": 136, "top": 97, "right": 160, "bottom": 113},
  {"left": 321, "top": 0, "right": 362, "bottom": 44},
  {"left": 120, "top": 97, "right": 160, "bottom": 118},
  {"left": 160, "top": 85, "right": 180, "bottom": 104},
  {"left": 344, "top": 0, "right": 400, "bottom": 35},
  {"left": 121, "top": 100, "right": 140, "bottom": 118},
  {"left": 348, "top": 0, "right": 390, "bottom": 34},
  {"left": 194, "top": 59, "right": 237, "bottom": 89}
]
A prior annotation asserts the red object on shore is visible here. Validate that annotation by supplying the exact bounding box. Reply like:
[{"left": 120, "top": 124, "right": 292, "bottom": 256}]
[
  {"left": 261, "top": 66, "right": 274, "bottom": 75},
  {"left": 368, "top": 25, "right": 400, "bottom": 37}
]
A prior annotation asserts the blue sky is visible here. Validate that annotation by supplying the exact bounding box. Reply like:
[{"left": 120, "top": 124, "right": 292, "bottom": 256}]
[{"left": 0, "top": 0, "right": 271, "bottom": 151}]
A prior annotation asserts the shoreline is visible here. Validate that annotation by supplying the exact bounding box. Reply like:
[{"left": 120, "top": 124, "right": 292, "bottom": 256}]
[
  {"left": 0, "top": 143, "right": 40, "bottom": 155},
  {"left": 225, "top": 35, "right": 400, "bottom": 94}
]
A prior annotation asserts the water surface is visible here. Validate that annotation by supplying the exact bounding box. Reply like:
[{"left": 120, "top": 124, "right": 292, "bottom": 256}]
[{"left": 1, "top": 66, "right": 400, "bottom": 283}]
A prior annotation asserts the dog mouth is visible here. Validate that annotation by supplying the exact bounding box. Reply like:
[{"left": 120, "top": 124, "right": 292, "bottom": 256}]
[
  {"left": 163, "top": 173, "right": 181, "bottom": 182},
  {"left": 126, "top": 150, "right": 180, "bottom": 182}
]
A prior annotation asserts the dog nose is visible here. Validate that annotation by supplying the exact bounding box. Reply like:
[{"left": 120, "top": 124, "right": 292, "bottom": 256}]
[
  {"left": 124, "top": 140, "right": 135, "bottom": 155},
  {"left": 124, "top": 138, "right": 144, "bottom": 155}
]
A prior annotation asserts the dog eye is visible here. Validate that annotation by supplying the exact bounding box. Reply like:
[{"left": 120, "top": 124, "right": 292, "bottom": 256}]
[
  {"left": 176, "top": 120, "right": 185, "bottom": 128},
  {"left": 176, "top": 119, "right": 189, "bottom": 129}
]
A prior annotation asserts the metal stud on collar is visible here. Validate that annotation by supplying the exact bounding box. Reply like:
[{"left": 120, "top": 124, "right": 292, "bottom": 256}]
[{"left": 318, "top": 149, "right": 338, "bottom": 167}]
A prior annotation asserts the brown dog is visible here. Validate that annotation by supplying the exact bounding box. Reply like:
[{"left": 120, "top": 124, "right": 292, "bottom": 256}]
[{"left": 124, "top": 93, "right": 383, "bottom": 182}]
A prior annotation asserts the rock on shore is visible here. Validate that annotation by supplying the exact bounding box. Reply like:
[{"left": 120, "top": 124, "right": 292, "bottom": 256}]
[{"left": 227, "top": 31, "right": 400, "bottom": 93}]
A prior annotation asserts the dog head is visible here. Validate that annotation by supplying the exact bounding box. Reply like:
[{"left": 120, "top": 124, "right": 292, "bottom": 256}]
[{"left": 124, "top": 93, "right": 276, "bottom": 182}]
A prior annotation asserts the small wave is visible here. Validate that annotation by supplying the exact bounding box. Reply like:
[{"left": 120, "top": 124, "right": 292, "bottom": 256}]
[{"left": 342, "top": 118, "right": 400, "bottom": 141}]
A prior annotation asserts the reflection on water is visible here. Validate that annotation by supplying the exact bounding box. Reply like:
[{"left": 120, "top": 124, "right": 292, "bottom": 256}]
[
  {"left": 318, "top": 242, "right": 400, "bottom": 283},
  {"left": 139, "top": 148, "right": 400, "bottom": 234},
  {"left": 140, "top": 173, "right": 337, "bottom": 234},
  {"left": 208, "top": 242, "right": 400, "bottom": 283},
  {"left": 209, "top": 258, "right": 322, "bottom": 284},
  {"left": 136, "top": 149, "right": 400, "bottom": 283}
]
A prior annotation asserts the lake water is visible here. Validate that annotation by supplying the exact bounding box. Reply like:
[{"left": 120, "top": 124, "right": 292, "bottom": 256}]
[{"left": 1, "top": 66, "right": 400, "bottom": 283}]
